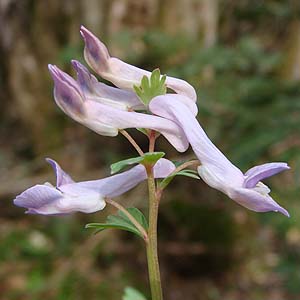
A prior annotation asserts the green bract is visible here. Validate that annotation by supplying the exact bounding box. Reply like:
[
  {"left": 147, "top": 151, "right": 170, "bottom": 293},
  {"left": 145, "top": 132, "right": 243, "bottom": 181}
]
[
  {"left": 159, "top": 162, "right": 200, "bottom": 190},
  {"left": 134, "top": 69, "right": 167, "bottom": 105},
  {"left": 110, "top": 152, "right": 165, "bottom": 174},
  {"left": 85, "top": 207, "right": 148, "bottom": 239}
]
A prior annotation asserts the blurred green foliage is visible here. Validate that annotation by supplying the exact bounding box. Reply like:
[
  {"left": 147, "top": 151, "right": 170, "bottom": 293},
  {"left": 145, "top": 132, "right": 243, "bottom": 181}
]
[{"left": 2, "top": 0, "right": 300, "bottom": 299}]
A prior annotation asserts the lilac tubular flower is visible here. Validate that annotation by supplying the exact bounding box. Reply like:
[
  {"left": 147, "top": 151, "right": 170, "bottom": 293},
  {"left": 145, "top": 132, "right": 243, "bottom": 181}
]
[
  {"left": 14, "top": 158, "right": 175, "bottom": 215},
  {"left": 48, "top": 64, "right": 189, "bottom": 152},
  {"left": 149, "top": 95, "right": 290, "bottom": 217},
  {"left": 72, "top": 60, "right": 198, "bottom": 116},
  {"left": 79, "top": 26, "right": 198, "bottom": 112}
]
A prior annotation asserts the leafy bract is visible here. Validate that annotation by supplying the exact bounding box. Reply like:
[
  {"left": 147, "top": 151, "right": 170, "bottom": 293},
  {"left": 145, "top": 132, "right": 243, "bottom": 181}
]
[
  {"left": 159, "top": 166, "right": 200, "bottom": 190},
  {"left": 110, "top": 152, "right": 165, "bottom": 174},
  {"left": 134, "top": 69, "right": 167, "bottom": 105},
  {"left": 85, "top": 207, "right": 148, "bottom": 239}
]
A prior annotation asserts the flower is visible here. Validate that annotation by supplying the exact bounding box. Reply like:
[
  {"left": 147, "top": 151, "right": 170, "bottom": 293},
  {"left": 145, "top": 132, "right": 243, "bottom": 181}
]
[
  {"left": 149, "top": 95, "right": 290, "bottom": 216},
  {"left": 48, "top": 64, "right": 189, "bottom": 152},
  {"left": 14, "top": 158, "right": 175, "bottom": 215},
  {"left": 79, "top": 26, "right": 198, "bottom": 115}
]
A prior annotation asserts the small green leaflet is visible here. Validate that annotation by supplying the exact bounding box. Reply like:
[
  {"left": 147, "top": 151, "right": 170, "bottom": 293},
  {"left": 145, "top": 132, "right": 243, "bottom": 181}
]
[
  {"left": 159, "top": 168, "right": 200, "bottom": 190},
  {"left": 176, "top": 169, "right": 200, "bottom": 179},
  {"left": 123, "top": 287, "right": 147, "bottom": 300},
  {"left": 85, "top": 208, "right": 148, "bottom": 239},
  {"left": 134, "top": 69, "right": 167, "bottom": 105},
  {"left": 110, "top": 152, "right": 165, "bottom": 174}
]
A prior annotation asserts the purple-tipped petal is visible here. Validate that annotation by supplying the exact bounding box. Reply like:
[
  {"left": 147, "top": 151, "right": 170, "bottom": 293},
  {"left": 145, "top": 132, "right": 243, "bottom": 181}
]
[
  {"left": 48, "top": 65, "right": 85, "bottom": 117},
  {"left": 45, "top": 158, "right": 74, "bottom": 187},
  {"left": 228, "top": 186, "right": 290, "bottom": 217},
  {"left": 244, "top": 162, "right": 290, "bottom": 188},
  {"left": 80, "top": 26, "right": 197, "bottom": 104},
  {"left": 71, "top": 60, "right": 97, "bottom": 94},
  {"left": 80, "top": 26, "right": 110, "bottom": 73},
  {"left": 72, "top": 60, "right": 144, "bottom": 110}
]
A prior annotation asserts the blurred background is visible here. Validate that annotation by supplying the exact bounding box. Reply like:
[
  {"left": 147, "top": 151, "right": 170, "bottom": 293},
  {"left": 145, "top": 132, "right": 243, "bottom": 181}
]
[{"left": 1, "top": 0, "right": 300, "bottom": 299}]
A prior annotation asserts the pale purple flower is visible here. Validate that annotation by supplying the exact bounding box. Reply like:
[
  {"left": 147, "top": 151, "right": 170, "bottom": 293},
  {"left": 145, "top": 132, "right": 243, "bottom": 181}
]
[
  {"left": 14, "top": 158, "right": 175, "bottom": 215},
  {"left": 71, "top": 60, "right": 198, "bottom": 116},
  {"left": 48, "top": 64, "right": 189, "bottom": 152},
  {"left": 149, "top": 95, "right": 290, "bottom": 217},
  {"left": 79, "top": 26, "right": 198, "bottom": 115}
]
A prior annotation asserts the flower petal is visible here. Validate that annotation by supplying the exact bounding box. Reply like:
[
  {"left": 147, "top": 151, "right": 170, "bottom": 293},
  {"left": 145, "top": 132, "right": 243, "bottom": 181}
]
[
  {"left": 45, "top": 158, "right": 75, "bottom": 187},
  {"left": 75, "top": 158, "right": 175, "bottom": 198},
  {"left": 149, "top": 95, "right": 244, "bottom": 185},
  {"left": 153, "top": 158, "right": 176, "bottom": 178},
  {"left": 80, "top": 26, "right": 197, "bottom": 103},
  {"left": 14, "top": 184, "right": 62, "bottom": 210},
  {"left": 228, "top": 186, "right": 290, "bottom": 217},
  {"left": 85, "top": 99, "right": 189, "bottom": 152},
  {"left": 244, "top": 162, "right": 290, "bottom": 188},
  {"left": 14, "top": 182, "right": 106, "bottom": 215}
]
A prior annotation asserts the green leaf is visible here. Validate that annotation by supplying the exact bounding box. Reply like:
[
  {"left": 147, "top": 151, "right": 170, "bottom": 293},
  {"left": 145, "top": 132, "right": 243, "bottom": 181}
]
[
  {"left": 110, "top": 152, "right": 165, "bottom": 174},
  {"left": 85, "top": 208, "right": 148, "bottom": 239},
  {"left": 118, "top": 208, "right": 148, "bottom": 230},
  {"left": 133, "top": 69, "right": 167, "bottom": 105},
  {"left": 159, "top": 167, "right": 200, "bottom": 190},
  {"left": 142, "top": 152, "right": 165, "bottom": 164},
  {"left": 111, "top": 156, "right": 144, "bottom": 174},
  {"left": 123, "top": 287, "right": 147, "bottom": 300},
  {"left": 176, "top": 170, "right": 200, "bottom": 180}
]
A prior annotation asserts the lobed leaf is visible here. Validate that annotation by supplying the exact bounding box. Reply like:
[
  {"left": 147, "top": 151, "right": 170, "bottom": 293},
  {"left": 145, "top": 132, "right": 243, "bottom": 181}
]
[{"left": 133, "top": 69, "right": 167, "bottom": 105}]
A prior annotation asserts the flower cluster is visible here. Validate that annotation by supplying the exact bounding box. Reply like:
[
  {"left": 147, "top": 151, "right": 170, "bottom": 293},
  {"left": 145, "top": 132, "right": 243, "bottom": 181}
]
[{"left": 14, "top": 26, "right": 290, "bottom": 217}]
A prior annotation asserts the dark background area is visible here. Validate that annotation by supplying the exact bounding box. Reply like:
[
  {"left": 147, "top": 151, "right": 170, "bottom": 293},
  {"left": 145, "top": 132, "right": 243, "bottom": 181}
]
[{"left": 1, "top": 1, "right": 300, "bottom": 299}]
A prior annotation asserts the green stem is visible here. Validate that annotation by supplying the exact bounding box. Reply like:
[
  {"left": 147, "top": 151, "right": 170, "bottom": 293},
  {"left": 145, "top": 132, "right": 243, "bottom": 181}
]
[{"left": 146, "top": 167, "right": 163, "bottom": 300}]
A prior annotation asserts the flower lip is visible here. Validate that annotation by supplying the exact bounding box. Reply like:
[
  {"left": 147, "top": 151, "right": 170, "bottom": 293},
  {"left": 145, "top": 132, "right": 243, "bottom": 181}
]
[
  {"left": 244, "top": 162, "right": 290, "bottom": 188},
  {"left": 228, "top": 186, "right": 290, "bottom": 217}
]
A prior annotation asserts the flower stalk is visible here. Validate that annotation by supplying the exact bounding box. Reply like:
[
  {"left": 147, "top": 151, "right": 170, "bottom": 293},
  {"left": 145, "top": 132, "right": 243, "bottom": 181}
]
[
  {"left": 145, "top": 130, "right": 163, "bottom": 300},
  {"left": 146, "top": 166, "right": 163, "bottom": 300},
  {"left": 120, "top": 129, "right": 144, "bottom": 156}
]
